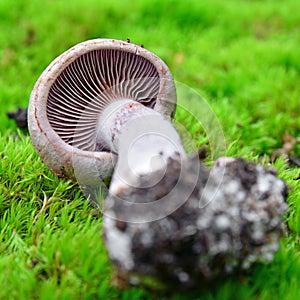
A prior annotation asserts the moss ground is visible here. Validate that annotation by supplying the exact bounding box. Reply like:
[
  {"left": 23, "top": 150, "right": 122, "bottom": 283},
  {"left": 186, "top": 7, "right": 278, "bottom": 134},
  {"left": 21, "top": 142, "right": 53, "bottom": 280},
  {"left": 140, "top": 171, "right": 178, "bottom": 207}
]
[{"left": 0, "top": 0, "right": 299, "bottom": 299}]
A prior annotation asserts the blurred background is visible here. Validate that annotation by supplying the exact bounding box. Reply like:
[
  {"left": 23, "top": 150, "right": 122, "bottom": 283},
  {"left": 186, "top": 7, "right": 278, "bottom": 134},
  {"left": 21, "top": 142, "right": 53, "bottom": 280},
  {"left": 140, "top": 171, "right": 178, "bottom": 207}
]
[
  {"left": 1, "top": 0, "right": 299, "bottom": 154},
  {"left": 0, "top": 1, "right": 299, "bottom": 298}
]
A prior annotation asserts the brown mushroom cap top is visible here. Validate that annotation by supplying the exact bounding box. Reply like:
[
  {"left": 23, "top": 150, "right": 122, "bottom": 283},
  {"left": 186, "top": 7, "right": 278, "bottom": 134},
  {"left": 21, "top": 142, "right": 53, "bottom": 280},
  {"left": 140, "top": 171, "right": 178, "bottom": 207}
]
[{"left": 28, "top": 39, "right": 176, "bottom": 181}]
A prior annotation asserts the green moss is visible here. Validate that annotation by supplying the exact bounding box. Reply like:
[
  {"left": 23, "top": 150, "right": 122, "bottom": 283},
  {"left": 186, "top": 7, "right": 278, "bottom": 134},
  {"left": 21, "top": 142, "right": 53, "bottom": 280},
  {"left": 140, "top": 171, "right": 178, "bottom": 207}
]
[{"left": 0, "top": 0, "right": 299, "bottom": 299}]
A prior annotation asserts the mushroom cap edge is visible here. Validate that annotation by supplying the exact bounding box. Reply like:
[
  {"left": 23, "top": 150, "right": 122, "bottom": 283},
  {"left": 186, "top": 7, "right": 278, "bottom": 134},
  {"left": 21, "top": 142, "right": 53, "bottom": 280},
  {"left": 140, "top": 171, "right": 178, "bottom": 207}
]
[{"left": 28, "top": 38, "right": 177, "bottom": 181}]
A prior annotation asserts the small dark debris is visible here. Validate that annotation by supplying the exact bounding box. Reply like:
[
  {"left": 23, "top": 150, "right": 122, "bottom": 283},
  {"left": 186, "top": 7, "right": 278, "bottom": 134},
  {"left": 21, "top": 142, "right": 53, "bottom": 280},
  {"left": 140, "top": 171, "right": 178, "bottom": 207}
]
[
  {"left": 31, "top": 257, "right": 39, "bottom": 268},
  {"left": 272, "top": 131, "right": 298, "bottom": 161},
  {"left": 289, "top": 155, "right": 300, "bottom": 168},
  {"left": 7, "top": 107, "right": 28, "bottom": 130},
  {"left": 293, "top": 174, "right": 300, "bottom": 181},
  {"left": 198, "top": 146, "right": 208, "bottom": 160}
]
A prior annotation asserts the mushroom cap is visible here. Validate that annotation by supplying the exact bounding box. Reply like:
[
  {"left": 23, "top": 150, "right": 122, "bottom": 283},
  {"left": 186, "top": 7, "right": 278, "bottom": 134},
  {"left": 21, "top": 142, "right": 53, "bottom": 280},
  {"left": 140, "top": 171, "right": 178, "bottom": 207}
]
[{"left": 28, "top": 39, "right": 176, "bottom": 181}]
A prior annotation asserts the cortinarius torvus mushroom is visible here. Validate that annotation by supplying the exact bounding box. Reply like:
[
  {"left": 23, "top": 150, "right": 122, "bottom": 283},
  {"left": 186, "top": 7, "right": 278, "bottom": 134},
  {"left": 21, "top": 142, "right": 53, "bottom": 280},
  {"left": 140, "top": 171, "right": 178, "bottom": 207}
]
[
  {"left": 29, "top": 39, "right": 177, "bottom": 183},
  {"left": 28, "top": 39, "right": 288, "bottom": 289}
]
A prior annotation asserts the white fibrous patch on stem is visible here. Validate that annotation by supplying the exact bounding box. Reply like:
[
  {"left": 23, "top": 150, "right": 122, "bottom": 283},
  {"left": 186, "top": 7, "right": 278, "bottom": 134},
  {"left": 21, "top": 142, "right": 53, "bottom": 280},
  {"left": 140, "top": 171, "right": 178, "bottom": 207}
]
[{"left": 103, "top": 217, "right": 134, "bottom": 271}]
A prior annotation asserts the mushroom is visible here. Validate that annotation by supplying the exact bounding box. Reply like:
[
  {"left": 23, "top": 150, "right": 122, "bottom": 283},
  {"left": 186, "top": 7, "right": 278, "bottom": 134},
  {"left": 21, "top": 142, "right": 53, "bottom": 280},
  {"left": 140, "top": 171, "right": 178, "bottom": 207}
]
[
  {"left": 28, "top": 38, "right": 177, "bottom": 184},
  {"left": 28, "top": 39, "right": 288, "bottom": 289},
  {"left": 104, "top": 156, "right": 288, "bottom": 289}
]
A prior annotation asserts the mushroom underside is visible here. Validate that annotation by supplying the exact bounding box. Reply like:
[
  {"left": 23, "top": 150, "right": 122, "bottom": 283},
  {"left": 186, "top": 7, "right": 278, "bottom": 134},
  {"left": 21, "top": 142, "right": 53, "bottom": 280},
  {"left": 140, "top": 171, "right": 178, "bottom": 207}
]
[{"left": 47, "top": 49, "right": 160, "bottom": 152}]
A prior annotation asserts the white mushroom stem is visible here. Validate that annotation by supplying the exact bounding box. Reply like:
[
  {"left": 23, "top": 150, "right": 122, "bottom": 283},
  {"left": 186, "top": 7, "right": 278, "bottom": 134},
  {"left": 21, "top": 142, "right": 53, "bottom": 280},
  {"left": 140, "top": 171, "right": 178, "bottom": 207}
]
[{"left": 96, "top": 99, "right": 186, "bottom": 194}]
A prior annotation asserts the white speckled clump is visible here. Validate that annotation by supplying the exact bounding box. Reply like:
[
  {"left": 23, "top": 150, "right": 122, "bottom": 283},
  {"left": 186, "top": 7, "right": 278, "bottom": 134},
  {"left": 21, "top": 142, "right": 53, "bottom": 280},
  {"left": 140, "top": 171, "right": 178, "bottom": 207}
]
[{"left": 103, "top": 156, "right": 288, "bottom": 289}]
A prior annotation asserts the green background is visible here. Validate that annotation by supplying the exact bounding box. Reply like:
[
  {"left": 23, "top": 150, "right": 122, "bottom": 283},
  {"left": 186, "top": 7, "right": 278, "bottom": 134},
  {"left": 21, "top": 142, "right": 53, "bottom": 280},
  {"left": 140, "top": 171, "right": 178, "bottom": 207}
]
[{"left": 0, "top": 0, "right": 299, "bottom": 299}]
